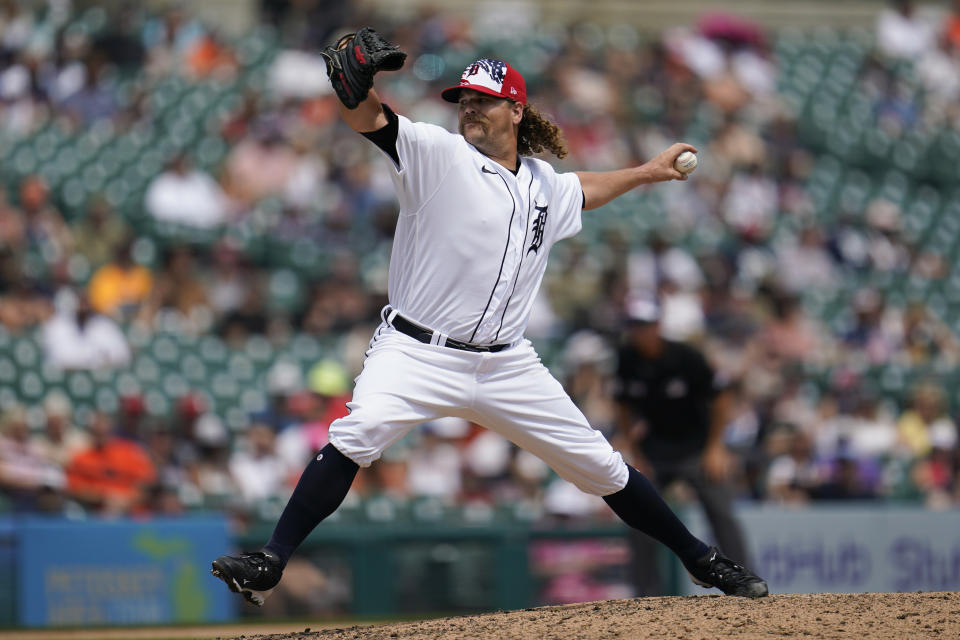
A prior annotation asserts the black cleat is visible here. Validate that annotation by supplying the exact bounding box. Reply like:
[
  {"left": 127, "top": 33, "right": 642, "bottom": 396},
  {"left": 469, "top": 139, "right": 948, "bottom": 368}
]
[
  {"left": 686, "top": 546, "right": 768, "bottom": 598},
  {"left": 211, "top": 550, "right": 283, "bottom": 606}
]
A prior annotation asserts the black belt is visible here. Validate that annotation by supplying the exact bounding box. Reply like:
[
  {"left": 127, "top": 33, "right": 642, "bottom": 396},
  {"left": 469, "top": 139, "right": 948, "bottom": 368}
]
[{"left": 387, "top": 310, "right": 510, "bottom": 353}]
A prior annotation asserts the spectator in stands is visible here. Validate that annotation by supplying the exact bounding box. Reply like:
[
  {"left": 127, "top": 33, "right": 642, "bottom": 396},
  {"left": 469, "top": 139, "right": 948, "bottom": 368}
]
[
  {"left": 143, "top": 417, "right": 187, "bottom": 492},
  {"left": 841, "top": 289, "right": 900, "bottom": 365},
  {"left": 0, "top": 404, "right": 67, "bottom": 512},
  {"left": 139, "top": 246, "right": 211, "bottom": 331},
  {"left": 218, "top": 280, "right": 270, "bottom": 345},
  {"left": 543, "top": 239, "right": 605, "bottom": 327},
  {"left": 814, "top": 389, "right": 898, "bottom": 463},
  {"left": 406, "top": 418, "right": 469, "bottom": 502},
  {"left": 297, "top": 254, "right": 372, "bottom": 336},
  {"left": 0, "top": 50, "right": 51, "bottom": 135},
  {"left": 901, "top": 302, "right": 960, "bottom": 366},
  {"left": 114, "top": 393, "right": 148, "bottom": 443},
  {"left": 761, "top": 292, "right": 823, "bottom": 365},
  {"left": 562, "top": 331, "right": 617, "bottom": 437},
  {"left": 0, "top": 186, "right": 25, "bottom": 254},
  {"left": 185, "top": 29, "right": 237, "bottom": 79},
  {"left": 145, "top": 154, "right": 230, "bottom": 228},
  {"left": 276, "top": 359, "right": 351, "bottom": 471},
  {"left": 876, "top": 0, "right": 937, "bottom": 60},
  {"left": 0, "top": 276, "right": 52, "bottom": 333},
  {"left": 41, "top": 288, "right": 131, "bottom": 370},
  {"left": 65, "top": 410, "right": 157, "bottom": 514},
  {"left": 186, "top": 412, "right": 236, "bottom": 508},
  {"left": 897, "top": 382, "right": 958, "bottom": 460},
  {"left": 917, "top": 29, "right": 960, "bottom": 106},
  {"left": 168, "top": 393, "right": 207, "bottom": 469},
  {"left": 141, "top": 4, "right": 205, "bottom": 77},
  {"left": 207, "top": 240, "right": 249, "bottom": 319},
  {"left": 86, "top": 239, "right": 153, "bottom": 320},
  {"left": 627, "top": 232, "right": 704, "bottom": 300},
  {"left": 765, "top": 425, "right": 823, "bottom": 504},
  {"left": 229, "top": 419, "right": 290, "bottom": 506},
  {"left": 721, "top": 163, "right": 778, "bottom": 240},
  {"left": 910, "top": 426, "right": 957, "bottom": 508},
  {"left": 223, "top": 125, "right": 298, "bottom": 207},
  {"left": 864, "top": 198, "right": 911, "bottom": 274},
  {"left": 19, "top": 175, "right": 72, "bottom": 268},
  {"left": 59, "top": 56, "right": 119, "bottom": 125},
  {"left": 29, "top": 391, "right": 90, "bottom": 468},
  {"left": 946, "top": 0, "right": 960, "bottom": 51},
  {"left": 252, "top": 360, "right": 304, "bottom": 434},
  {"left": 775, "top": 225, "right": 838, "bottom": 295},
  {"left": 72, "top": 196, "right": 131, "bottom": 269},
  {"left": 219, "top": 89, "right": 262, "bottom": 143},
  {"left": 810, "top": 450, "right": 879, "bottom": 501}
]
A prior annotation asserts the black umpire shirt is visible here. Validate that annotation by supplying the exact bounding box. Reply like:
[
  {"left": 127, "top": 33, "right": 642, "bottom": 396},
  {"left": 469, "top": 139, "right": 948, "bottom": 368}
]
[{"left": 614, "top": 339, "right": 722, "bottom": 461}]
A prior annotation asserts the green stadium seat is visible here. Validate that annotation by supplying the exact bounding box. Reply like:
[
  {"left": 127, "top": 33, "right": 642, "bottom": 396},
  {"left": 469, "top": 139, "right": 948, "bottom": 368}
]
[
  {"left": 144, "top": 388, "right": 171, "bottom": 415},
  {"left": 239, "top": 388, "right": 267, "bottom": 414},
  {"left": 162, "top": 372, "right": 189, "bottom": 400},
  {"left": 180, "top": 353, "right": 208, "bottom": 384},
  {"left": 133, "top": 353, "right": 161, "bottom": 385},
  {"left": 195, "top": 136, "right": 228, "bottom": 170},
  {"left": 266, "top": 268, "right": 305, "bottom": 313},
  {"left": 151, "top": 334, "right": 181, "bottom": 369},
  {"left": 90, "top": 366, "right": 114, "bottom": 389},
  {"left": 288, "top": 334, "right": 321, "bottom": 364},
  {"left": 65, "top": 371, "right": 95, "bottom": 405},
  {"left": 199, "top": 335, "right": 229, "bottom": 366},
  {"left": 244, "top": 335, "right": 274, "bottom": 366},
  {"left": 210, "top": 372, "right": 240, "bottom": 404},
  {"left": 227, "top": 352, "right": 256, "bottom": 383},
  {"left": 11, "top": 147, "right": 38, "bottom": 176},
  {"left": 224, "top": 405, "right": 250, "bottom": 432},
  {"left": 13, "top": 338, "right": 40, "bottom": 369},
  {"left": 95, "top": 387, "right": 118, "bottom": 413},
  {"left": 17, "top": 370, "right": 44, "bottom": 402}
]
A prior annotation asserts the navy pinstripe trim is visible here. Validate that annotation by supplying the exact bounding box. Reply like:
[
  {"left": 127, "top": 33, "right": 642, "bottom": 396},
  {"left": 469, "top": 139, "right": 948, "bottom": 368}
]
[
  {"left": 364, "top": 321, "right": 388, "bottom": 358},
  {"left": 495, "top": 172, "right": 535, "bottom": 341},
  {"left": 470, "top": 169, "right": 516, "bottom": 343}
]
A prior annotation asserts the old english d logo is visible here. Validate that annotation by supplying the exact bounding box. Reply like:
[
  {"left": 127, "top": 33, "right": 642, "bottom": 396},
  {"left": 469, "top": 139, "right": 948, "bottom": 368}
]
[{"left": 528, "top": 202, "right": 548, "bottom": 254}]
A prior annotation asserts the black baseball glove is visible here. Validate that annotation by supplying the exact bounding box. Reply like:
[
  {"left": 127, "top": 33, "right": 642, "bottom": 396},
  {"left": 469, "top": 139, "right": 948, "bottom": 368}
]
[{"left": 321, "top": 27, "right": 407, "bottom": 109}]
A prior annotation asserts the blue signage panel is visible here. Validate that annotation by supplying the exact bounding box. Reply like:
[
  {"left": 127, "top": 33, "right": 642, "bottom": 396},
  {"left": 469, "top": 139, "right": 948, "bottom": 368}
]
[
  {"left": 17, "top": 517, "right": 230, "bottom": 627},
  {"left": 680, "top": 505, "right": 960, "bottom": 594}
]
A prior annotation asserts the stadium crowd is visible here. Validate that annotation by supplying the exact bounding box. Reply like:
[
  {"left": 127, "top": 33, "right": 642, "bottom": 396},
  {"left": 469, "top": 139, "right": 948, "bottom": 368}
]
[{"left": 2, "top": 0, "right": 960, "bottom": 526}]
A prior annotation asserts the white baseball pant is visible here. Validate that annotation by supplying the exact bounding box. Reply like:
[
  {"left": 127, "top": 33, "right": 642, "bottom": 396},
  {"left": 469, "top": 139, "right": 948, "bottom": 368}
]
[{"left": 328, "top": 324, "right": 630, "bottom": 496}]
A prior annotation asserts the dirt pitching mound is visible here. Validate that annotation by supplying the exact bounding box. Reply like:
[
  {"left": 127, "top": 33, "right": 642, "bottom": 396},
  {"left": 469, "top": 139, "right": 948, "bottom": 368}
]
[{"left": 230, "top": 592, "right": 959, "bottom": 640}]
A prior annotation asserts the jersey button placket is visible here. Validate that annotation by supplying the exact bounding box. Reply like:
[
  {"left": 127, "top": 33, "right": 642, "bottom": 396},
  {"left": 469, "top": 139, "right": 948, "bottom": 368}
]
[{"left": 476, "top": 177, "right": 527, "bottom": 342}]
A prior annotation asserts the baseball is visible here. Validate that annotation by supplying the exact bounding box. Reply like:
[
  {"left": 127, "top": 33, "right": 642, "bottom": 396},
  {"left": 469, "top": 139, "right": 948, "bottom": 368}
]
[{"left": 674, "top": 151, "right": 698, "bottom": 174}]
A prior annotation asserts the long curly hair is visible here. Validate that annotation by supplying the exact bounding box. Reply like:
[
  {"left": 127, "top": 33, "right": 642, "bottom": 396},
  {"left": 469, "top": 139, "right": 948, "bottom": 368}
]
[{"left": 517, "top": 103, "right": 568, "bottom": 159}]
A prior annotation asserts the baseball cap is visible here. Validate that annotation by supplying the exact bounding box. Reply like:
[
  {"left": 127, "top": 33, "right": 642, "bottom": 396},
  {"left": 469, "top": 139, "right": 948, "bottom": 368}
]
[{"left": 441, "top": 59, "right": 526, "bottom": 104}]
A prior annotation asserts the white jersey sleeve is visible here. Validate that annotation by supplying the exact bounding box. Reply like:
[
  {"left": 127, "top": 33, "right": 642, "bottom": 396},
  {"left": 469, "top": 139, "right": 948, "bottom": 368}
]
[{"left": 386, "top": 114, "right": 461, "bottom": 215}]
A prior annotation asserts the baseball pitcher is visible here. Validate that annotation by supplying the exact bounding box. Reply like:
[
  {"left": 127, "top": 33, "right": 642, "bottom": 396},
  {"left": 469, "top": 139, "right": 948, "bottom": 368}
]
[{"left": 212, "top": 28, "right": 767, "bottom": 605}]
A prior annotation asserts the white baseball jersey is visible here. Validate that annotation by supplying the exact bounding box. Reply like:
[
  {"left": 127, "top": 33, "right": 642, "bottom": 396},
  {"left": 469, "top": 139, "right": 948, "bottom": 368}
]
[
  {"left": 328, "top": 106, "right": 629, "bottom": 496},
  {"left": 378, "top": 110, "right": 584, "bottom": 345}
]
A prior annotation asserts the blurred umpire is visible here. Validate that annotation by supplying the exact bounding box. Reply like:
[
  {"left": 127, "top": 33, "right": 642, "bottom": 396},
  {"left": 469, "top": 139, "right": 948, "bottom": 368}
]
[{"left": 614, "top": 296, "right": 750, "bottom": 596}]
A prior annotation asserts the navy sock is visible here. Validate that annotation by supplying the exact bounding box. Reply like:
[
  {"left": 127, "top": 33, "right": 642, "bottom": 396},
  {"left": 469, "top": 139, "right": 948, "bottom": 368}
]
[
  {"left": 603, "top": 465, "right": 709, "bottom": 567},
  {"left": 264, "top": 443, "right": 359, "bottom": 568}
]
